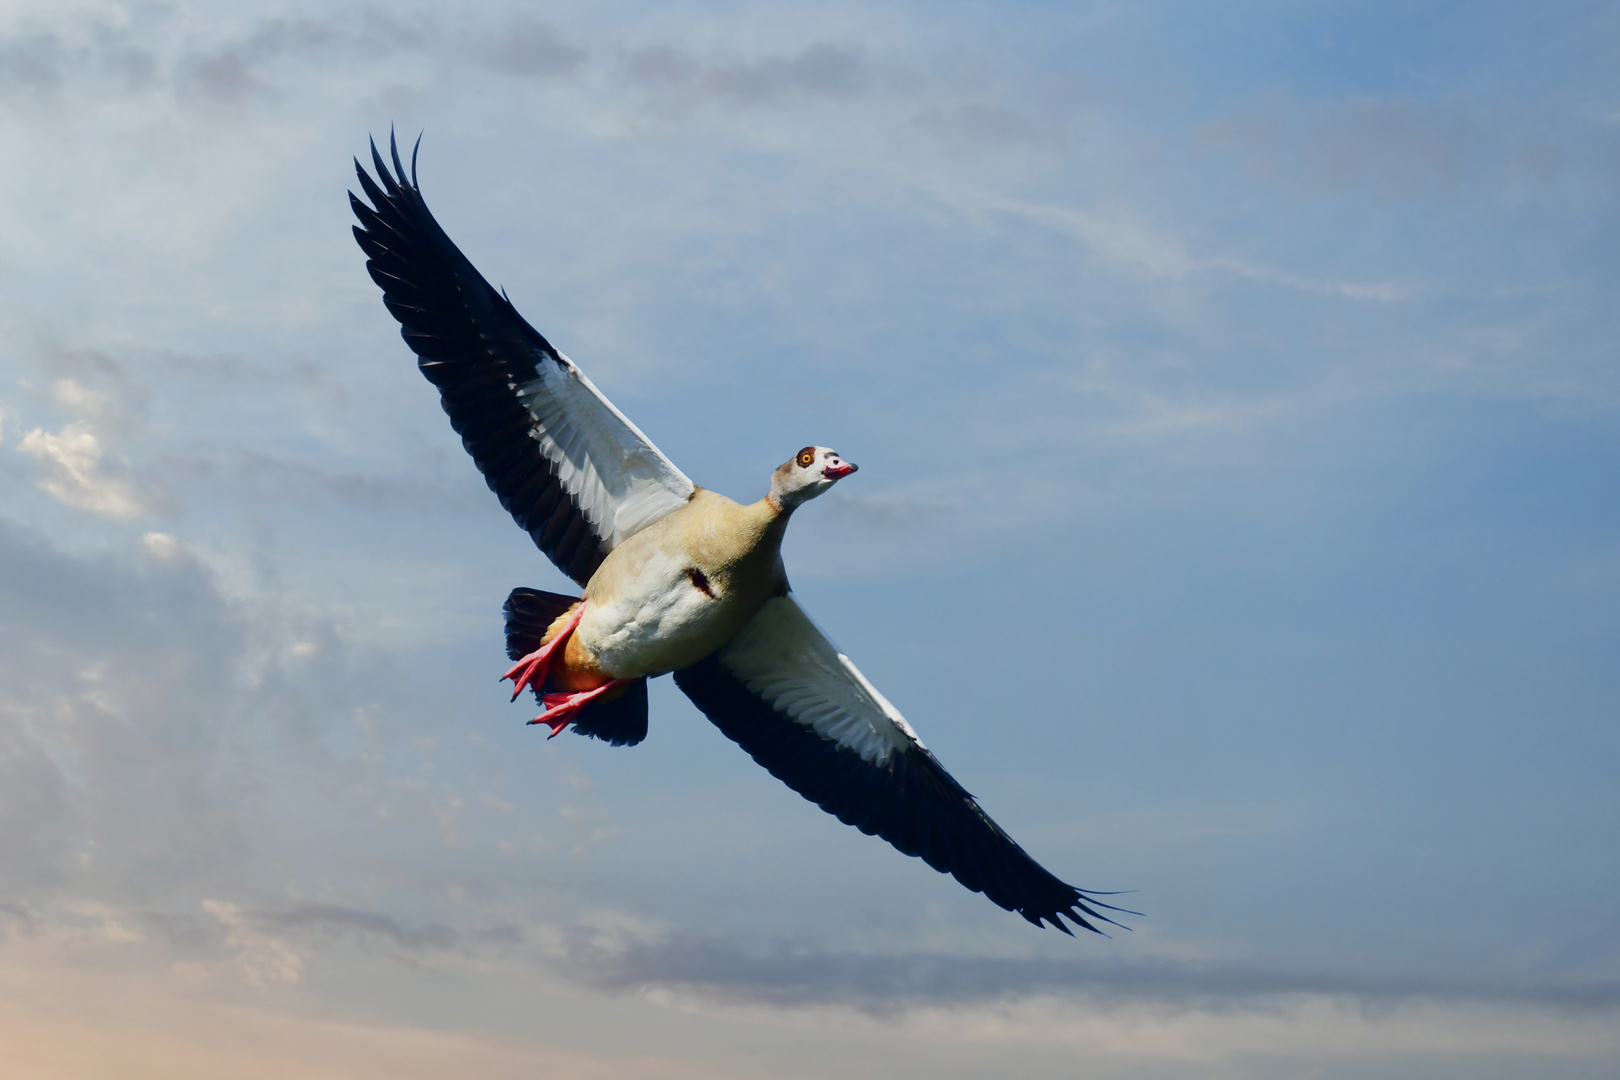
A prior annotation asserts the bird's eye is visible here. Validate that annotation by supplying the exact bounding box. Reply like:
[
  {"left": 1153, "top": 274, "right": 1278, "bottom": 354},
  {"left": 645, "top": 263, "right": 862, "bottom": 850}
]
[{"left": 797, "top": 448, "right": 816, "bottom": 467}]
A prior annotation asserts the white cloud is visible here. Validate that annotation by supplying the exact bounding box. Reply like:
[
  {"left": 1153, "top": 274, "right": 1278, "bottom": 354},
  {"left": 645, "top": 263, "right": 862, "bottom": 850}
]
[
  {"left": 17, "top": 421, "right": 140, "bottom": 518},
  {"left": 48, "top": 377, "right": 113, "bottom": 417},
  {"left": 141, "top": 531, "right": 182, "bottom": 559}
]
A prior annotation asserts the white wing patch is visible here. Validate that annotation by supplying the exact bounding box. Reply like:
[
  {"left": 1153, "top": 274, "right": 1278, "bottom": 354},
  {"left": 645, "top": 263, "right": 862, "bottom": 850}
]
[
  {"left": 515, "top": 353, "right": 695, "bottom": 551},
  {"left": 719, "top": 596, "right": 925, "bottom": 764}
]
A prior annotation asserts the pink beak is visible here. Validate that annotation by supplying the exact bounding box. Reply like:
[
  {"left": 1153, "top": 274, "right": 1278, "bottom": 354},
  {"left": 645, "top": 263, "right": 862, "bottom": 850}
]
[{"left": 823, "top": 461, "right": 858, "bottom": 480}]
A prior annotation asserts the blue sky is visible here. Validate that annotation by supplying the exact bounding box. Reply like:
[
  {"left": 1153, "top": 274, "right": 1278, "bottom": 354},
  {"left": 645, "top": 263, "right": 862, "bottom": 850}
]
[{"left": 1, "top": 2, "right": 1617, "bottom": 1077}]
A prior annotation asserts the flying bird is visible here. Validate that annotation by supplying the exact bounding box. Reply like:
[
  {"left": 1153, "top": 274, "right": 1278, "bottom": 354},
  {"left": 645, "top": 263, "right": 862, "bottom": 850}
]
[{"left": 350, "top": 135, "right": 1130, "bottom": 935}]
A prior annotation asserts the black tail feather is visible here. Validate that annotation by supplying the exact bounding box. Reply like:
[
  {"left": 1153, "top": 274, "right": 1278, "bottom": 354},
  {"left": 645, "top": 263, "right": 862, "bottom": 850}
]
[
  {"left": 572, "top": 678, "right": 649, "bottom": 747},
  {"left": 502, "top": 587, "right": 648, "bottom": 747},
  {"left": 503, "top": 587, "right": 578, "bottom": 661}
]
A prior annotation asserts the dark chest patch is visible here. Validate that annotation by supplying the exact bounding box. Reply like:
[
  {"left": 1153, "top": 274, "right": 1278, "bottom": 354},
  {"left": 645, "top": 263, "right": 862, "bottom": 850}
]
[{"left": 686, "top": 567, "right": 716, "bottom": 598}]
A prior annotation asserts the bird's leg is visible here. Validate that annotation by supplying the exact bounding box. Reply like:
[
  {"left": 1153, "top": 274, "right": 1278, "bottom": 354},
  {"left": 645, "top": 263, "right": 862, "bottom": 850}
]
[
  {"left": 529, "top": 680, "right": 631, "bottom": 738},
  {"left": 502, "top": 601, "right": 587, "bottom": 701}
]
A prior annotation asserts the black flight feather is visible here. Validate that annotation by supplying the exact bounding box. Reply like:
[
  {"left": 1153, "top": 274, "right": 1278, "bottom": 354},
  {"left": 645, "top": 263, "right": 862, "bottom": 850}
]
[
  {"left": 674, "top": 652, "right": 1135, "bottom": 935},
  {"left": 350, "top": 133, "right": 608, "bottom": 586}
]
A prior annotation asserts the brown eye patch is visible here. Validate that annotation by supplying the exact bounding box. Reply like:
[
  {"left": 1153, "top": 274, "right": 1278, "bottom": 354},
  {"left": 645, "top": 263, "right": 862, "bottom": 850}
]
[{"left": 796, "top": 447, "right": 816, "bottom": 468}]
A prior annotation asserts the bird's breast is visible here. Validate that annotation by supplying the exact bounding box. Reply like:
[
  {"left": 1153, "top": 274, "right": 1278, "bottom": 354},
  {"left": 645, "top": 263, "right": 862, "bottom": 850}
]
[{"left": 574, "top": 492, "right": 787, "bottom": 678}]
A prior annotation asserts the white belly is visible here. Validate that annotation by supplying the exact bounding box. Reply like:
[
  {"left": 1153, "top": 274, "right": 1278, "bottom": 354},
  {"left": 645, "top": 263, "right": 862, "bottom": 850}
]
[{"left": 577, "top": 546, "right": 732, "bottom": 677}]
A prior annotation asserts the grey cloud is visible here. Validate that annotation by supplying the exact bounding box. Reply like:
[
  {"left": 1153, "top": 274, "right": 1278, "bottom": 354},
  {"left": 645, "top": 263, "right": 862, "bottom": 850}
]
[
  {"left": 0, "top": 13, "right": 359, "bottom": 109},
  {"left": 25, "top": 10, "right": 586, "bottom": 110},
  {"left": 267, "top": 903, "right": 462, "bottom": 950},
  {"left": 175, "top": 18, "right": 341, "bottom": 105},
  {"left": 352, "top": 9, "right": 428, "bottom": 52},
  {"left": 166, "top": 903, "right": 526, "bottom": 962},
  {"left": 91, "top": 42, "right": 157, "bottom": 91},
  {"left": 169, "top": 10, "right": 592, "bottom": 104},
  {"left": 0, "top": 517, "right": 250, "bottom": 899},
  {"left": 134, "top": 907, "right": 226, "bottom": 952},
  {"left": 624, "top": 42, "right": 871, "bottom": 104},
  {"left": 0, "top": 495, "right": 555, "bottom": 967},
  {"left": 33, "top": 348, "right": 152, "bottom": 434},
  {"left": 0, "top": 506, "right": 489, "bottom": 922},
  {"left": 9, "top": 11, "right": 883, "bottom": 126},
  {"left": 0, "top": 24, "right": 156, "bottom": 103},
  {"left": 0, "top": 900, "right": 36, "bottom": 937},
  {"left": 0, "top": 29, "right": 65, "bottom": 99},
  {"left": 176, "top": 50, "right": 261, "bottom": 104},
  {"left": 561, "top": 930, "right": 1620, "bottom": 1015},
  {"left": 477, "top": 18, "right": 585, "bottom": 79},
  {"left": 153, "top": 897, "right": 1620, "bottom": 1021}
]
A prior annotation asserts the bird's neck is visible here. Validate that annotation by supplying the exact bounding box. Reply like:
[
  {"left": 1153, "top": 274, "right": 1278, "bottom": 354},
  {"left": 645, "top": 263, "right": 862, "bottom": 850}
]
[
  {"left": 684, "top": 494, "right": 790, "bottom": 600},
  {"left": 681, "top": 489, "right": 790, "bottom": 572},
  {"left": 749, "top": 495, "right": 793, "bottom": 549}
]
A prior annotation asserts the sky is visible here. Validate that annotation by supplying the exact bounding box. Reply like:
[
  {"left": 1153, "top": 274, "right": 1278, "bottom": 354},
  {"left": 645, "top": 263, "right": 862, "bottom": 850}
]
[{"left": 1, "top": 1, "right": 1617, "bottom": 1077}]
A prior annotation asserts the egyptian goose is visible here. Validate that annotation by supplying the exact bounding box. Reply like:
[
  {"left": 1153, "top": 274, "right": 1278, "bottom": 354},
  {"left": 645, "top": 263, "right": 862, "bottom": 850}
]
[{"left": 350, "top": 136, "right": 1129, "bottom": 934}]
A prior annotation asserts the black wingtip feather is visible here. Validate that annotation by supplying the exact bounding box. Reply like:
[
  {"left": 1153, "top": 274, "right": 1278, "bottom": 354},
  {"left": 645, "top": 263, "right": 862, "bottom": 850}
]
[
  {"left": 389, "top": 129, "right": 409, "bottom": 194},
  {"left": 673, "top": 652, "right": 1132, "bottom": 935},
  {"left": 368, "top": 138, "right": 392, "bottom": 193},
  {"left": 349, "top": 134, "right": 611, "bottom": 586}
]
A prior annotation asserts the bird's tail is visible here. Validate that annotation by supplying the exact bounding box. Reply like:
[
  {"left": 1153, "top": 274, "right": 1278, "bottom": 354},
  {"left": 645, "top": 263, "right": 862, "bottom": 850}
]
[
  {"left": 502, "top": 587, "right": 649, "bottom": 747},
  {"left": 502, "top": 587, "right": 579, "bottom": 660}
]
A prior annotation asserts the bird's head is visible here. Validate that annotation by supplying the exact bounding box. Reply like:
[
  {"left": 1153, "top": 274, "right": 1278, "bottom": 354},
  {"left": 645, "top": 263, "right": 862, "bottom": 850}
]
[{"left": 768, "top": 445, "right": 858, "bottom": 511}]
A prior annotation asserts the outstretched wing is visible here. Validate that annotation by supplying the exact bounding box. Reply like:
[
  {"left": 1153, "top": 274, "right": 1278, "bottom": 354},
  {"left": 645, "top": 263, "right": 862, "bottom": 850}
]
[
  {"left": 673, "top": 596, "right": 1130, "bottom": 934},
  {"left": 350, "top": 135, "right": 695, "bottom": 585}
]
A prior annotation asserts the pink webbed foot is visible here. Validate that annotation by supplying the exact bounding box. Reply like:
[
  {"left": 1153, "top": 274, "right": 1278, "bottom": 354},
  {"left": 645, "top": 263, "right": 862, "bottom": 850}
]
[
  {"left": 502, "top": 601, "right": 587, "bottom": 702},
  {"left": 528, "top": 680, "right": 632, "bottom": 738}
]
